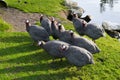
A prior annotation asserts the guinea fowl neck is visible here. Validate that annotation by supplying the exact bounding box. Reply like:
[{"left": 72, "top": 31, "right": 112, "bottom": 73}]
[
  {"left": 51, "top": 21, "right": 58, "bottom": 29},
  {"left": 82, "top": 21, "right": 87, "bottom": 27},
  {"left": 40, "top": 16, "right": 43, "bottom": 23},
  {"left": 25, "top": 22, "right": 30, "bottom": 32}
]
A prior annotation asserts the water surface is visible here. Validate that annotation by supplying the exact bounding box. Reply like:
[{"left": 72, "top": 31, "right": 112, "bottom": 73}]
[{"left": 72, "top": 0, "right": 120, "bottom": 25}]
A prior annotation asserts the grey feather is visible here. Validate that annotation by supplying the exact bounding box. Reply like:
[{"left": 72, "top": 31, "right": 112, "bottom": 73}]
[
  {"left": 60, "top": 45, "right": 94, "bottom": 67},
  {"left": 38, "top": 40, "right": 70, "bottom": 58},
  {"left": 59, "top": 30, "right": 100, "bottom": 54},
  {"left": 40, "top": 16, "right": 52, "bottom": 36},
  {"left": 72, "top": 15, "right": 105, "bottom": 40}
]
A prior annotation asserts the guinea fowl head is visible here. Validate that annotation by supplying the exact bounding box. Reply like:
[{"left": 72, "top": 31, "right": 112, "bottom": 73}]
[
  {"left": 38, "top": 41, "right": 46, "bottom": 47},
  {"left": 58, "top": 23, "right": 63, "bottom": 31},
  {"left": 69, "top": 30, "right": 74, "bottom": 37},
  {"left": 59, "top": 44, "right": 69, "bottom": 51},
  {"left": 50, "top": 17, "right": 58, "bottom": 28},
  {"left": 25, "top": 20, "right": 31, "bottom": 32},
  {"left": 82, "top": 20, "right": 87, "bottom": 27},
  {"left": 50, "top": 17, "right": 55, "bottom": 22},
  {"left": 73, "top": 13, "right": 78, "bottom": 18},
  {"left": 25, "top": 20, "right": 30, "bottom": 27}
]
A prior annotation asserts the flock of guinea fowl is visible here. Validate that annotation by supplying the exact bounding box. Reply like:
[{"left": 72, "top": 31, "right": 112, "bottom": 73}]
[{"left": 25, "top": 11, "right": 106, "bottom": 67}]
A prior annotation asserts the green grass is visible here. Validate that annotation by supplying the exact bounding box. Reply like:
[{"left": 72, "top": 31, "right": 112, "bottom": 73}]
[
  {"left": 5, "top": 0, "right": 66, "bottom": 17},
  {"left": 0, "top": 32, "right": 120, "bottom": 80},
  {"left": 0, "top": 18, "right": 12, "bottom": 32},
  {"left": 0, "top": 0, "right": 120, "bottom": 80}
]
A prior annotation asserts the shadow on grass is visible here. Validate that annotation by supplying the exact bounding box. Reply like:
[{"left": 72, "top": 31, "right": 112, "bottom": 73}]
[
  {"left": 14, "top": 71, "right": 81, "bottom": 80},
  {"left": 2, "top": 51, "right": 51, "bottom": 63},
  {"left": 0, "top": 50, "right": 73, "bottom": 74},
  {"left": 0, "top": 60, "right": 71, "bottom": 74},
  {"left": 0, "top": 33, "right": 80, "bottom": 79},
  {"left": 0, "top": 34, "right": 31, "bottom": 43},
  {"left": 0, "top": 43, "right": 39, "bottom": 56},
  {"left": 0, "top": 51, "right": 72, "bottom": 74}
]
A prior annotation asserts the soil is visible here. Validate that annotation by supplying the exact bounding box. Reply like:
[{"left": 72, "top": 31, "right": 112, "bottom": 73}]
[
  {"left": 0, "top": 7, "right": 41, "bottom": 32},
  {"left": 0, "top": 7, "right": 67, "bottom": 32}
]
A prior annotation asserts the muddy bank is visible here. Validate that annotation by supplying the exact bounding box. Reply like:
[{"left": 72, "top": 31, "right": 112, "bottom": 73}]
[
  {"left": 0, "top": 7, "right": 67, "bottom": 32},
  {"left": 0, "top": 8, "right": 41, "bottom": 32}
]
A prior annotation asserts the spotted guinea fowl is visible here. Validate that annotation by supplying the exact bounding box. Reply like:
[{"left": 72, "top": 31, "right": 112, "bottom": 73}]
[
  {"left": 59, "top": 30, "right": 100, "bottom": 54},
  {"left": 38, "top": 40, "right": 70, "bottom": 60},
  {"left": 50, "top": 17, "right": 65, "bottom": 40},
  {"left": 68, "top": 13, "right": 105, "bottom": 41},
  {"left": 59, "top": 44, "right": 94, "bottom": 67},
  {"left": 50, "top": 17, "right": 59, "bottom": 39},
  {"left": 40, "top": 14, "right": 51, "bottom": 36},
  {"left": 25, "top": 20, "right": 49, "bottom": 44}
]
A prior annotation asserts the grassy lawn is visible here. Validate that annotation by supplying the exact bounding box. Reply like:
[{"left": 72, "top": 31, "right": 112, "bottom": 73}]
[
  {"left": 0, "top": 32, "right": 120, "bottom": 80},
  {"left": 5, "top": 0, "right": 66, "bottom": 17},
  {"left": 0, "top": 18, "right": 12, "bottom": 32},
  {"left": 0, "top": 0, "right": 120, "bottom": 80}
]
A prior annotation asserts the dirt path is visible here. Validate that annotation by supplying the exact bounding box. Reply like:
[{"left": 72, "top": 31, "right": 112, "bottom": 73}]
[
  {"left": 0, "top": 7, "right": 67, "bottom": 32},
  {"left": 0, "top": 8, "right": 42, "bottom": 32}
]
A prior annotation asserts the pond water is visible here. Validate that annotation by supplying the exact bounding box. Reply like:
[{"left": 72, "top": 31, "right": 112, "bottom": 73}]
[{"left": 72, "top": 0, "right": 120, "bottom": 25}]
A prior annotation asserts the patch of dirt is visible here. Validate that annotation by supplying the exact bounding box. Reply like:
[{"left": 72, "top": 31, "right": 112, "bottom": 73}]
[
  {"left": 0, "top": 7, "right": 40, "bottom": 32},
  {"left": 58, "top": 10, "right": 68, "bottom": 19},
  {"left": 0, "top": 7, "right": 67, "bottom": 32}
]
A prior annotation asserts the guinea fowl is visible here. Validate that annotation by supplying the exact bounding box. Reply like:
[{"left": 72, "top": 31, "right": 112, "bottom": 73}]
[
  {"left": 40, "top": 14, "right": 51, "bottom": 36},
  {"left": 59, "top": 30, "right": 100, "bottom": 54},
  {"left": 50, "top": 17, "right": 62, "bottom": 40},
  {"left": 68, "top": 13, "right": 105, "bottom": 41},
  {"left": 59, "top": 44, "right": 94, "bottom": 67},
  {"left": 25, "top": 20, "right": 49, "bottom": 44},
  {"left": 59, "top": 30, "right": 79, "bottom": 43},
  {"left": 38, "top": 40, "right": 70, "bottom": 60}
]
